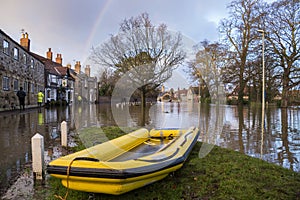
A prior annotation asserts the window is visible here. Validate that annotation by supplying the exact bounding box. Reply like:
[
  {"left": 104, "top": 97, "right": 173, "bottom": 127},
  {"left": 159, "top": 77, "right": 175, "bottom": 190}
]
[
  {"left": 3, "top": 40, "right": 9, "bottom": 55},
  {"left": 13, "top": 47, "right": 19, "bottom": 60},
  {"left": 31, "top": 83, "right": 34, "bottom": 93},
  {"left": 2, "top": 76, "right": 10, "bottom": 91},
  {"left": 13, "top": 79, "right": 19, "bottom": 91},
  {"left": 30, "top": 59, "right": 34, "bottom": 68},
  {"left": 50, "top": 74, "right": 57, "bottom": 83},
  {"left": 23, "top": 81, "right": 27, "bottom": 92},
  {"left": 47, "top": 90, "right": 51, "bottom": 100},
  {"left": 23, "top": 53, "right": 27, "bottom": 65}
]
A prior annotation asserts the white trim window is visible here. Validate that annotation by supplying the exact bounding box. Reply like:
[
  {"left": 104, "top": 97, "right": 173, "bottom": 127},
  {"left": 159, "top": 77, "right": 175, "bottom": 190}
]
[
  {"left": 23, "top": 53, "right": 27, "bottom": 65},
  {"left": 3, "top": 40, "right": 9, "bottom": 55},
  {"left": 30, "top": 59, "right": 34, "bottom": 68},
  {"left": 13, "top": 79, "right": 19, "bottom": 91},
  {"left": 50, "top": 74, "right": 57, "bottom": 84},
  {"left": 13, "top": 47, "right": 19, "bottom": 60},
  {"left": 31, "top": 83, "right": 34, "bottom": 93},
  {"left": 2, "top": 76, "right": 10, "bottom": 91},
  {"left": 23, "top": 81, "right": 28, "bottom": 92}
]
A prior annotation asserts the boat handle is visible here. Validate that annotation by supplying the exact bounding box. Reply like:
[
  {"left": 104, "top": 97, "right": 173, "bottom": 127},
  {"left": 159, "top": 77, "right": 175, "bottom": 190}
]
[{"left": 73, "top": 157, "right": 99, "bottom": 162}]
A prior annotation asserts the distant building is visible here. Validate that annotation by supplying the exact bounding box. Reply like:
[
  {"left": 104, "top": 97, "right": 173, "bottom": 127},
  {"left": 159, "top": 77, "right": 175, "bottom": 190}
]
[
  {"left": 33, "top": 49, "right": 98, "bottom": 105},
  {"left": 71, "top": 62, "right": 98, "bottom": 103},
  {"left": 227, "top": 85, "right": 249, "bottom": 101},
  {"left": 187, "top": 86, "right": 199, "bottom": 102},
  {"left": 157, "top": 85, "right": 172, "bottom": 102},
  {"left": 31, "top": 48, "right": 75, "bottom": 105},
  {"left": 174, "top": 88, "right": 188, "bottom": 102},
  {"left": 0, "top": 30, "right": 44, "bottom": 110},
  {"left": 287, "top": 90, "right": 300, "bottom": 105}
]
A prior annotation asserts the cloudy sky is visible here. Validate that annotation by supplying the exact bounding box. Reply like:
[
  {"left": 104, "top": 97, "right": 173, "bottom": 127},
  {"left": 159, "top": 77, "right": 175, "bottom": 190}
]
[
  {"left": 1, "top": 1, "right": 231, "bottom": 64},
  {"left": 0, "top": 0, "right": 274, "bottom": 88}
]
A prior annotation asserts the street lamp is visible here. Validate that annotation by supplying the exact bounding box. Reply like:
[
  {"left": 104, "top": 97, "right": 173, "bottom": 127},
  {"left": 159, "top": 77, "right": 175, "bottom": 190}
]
[
  {"left": 258, "top": 29, "right": 265, "bottom": 158},
  {"left": 258, "top": 30, "right": 265, "bottom": 110}
]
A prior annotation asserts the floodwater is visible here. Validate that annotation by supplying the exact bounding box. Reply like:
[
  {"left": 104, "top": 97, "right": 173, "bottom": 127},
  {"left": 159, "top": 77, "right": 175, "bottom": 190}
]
[{"left": 0, "top": 102, "right": 300, "bottom": 196}]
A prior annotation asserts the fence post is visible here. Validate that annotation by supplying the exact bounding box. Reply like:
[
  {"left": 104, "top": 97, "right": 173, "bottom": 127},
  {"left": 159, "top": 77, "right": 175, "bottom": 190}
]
[
  {"left": 61, "top": 121, "right": 68, "bottom": 147},
  {"left": 31, "top": 133, "right": 44, "bottom": 181}
]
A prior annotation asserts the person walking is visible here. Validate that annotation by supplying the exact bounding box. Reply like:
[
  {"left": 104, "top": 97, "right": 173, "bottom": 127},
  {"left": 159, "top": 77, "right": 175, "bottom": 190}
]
[
  {"left": 37, "top": 90, "right": 44, "bottom": 107},
  {"left": 16, "top": 87, "right": 26, "bottom": 110}
]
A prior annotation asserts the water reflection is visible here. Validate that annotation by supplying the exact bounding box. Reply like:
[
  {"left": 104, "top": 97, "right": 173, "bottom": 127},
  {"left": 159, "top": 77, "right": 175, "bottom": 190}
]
[
  {"left": 0, "top": 111, "right": 43, "bottom": 195},
  {"left": 219, "top": 105, "right": 300, "bottom": 172},
  {"left": 0, "top": 106, "right": 74, "bottom": 195},
  {"left": 0, "top": 102, "right": 300, "bottom": 196}
]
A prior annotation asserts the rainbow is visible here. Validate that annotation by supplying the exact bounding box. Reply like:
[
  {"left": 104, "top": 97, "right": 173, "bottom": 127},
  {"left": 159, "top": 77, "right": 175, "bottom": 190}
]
[{"left": 84, "top": 0, "right": 112, "bottom": 52}]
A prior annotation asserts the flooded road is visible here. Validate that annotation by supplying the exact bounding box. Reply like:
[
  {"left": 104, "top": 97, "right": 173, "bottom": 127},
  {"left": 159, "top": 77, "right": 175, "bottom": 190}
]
[{"left": 0, "top": 102, "right": 300, "bottom": 195}]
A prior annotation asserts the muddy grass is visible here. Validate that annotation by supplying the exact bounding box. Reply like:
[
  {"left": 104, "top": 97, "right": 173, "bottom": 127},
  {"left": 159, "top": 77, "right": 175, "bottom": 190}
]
[{"left": 2, "top": 126, "right": 300, "bottom": 200}]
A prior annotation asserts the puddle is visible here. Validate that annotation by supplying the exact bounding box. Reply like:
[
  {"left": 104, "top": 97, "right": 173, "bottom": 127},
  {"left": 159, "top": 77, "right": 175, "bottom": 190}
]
[{"left": 1, "top": 133, "right": 77, "bottom": 200}]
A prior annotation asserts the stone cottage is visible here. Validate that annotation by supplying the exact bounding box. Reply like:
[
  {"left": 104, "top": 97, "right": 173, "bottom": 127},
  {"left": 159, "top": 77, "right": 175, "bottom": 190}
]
[{"left": 0, "top": 30, "right": 44, "bottom": 110}]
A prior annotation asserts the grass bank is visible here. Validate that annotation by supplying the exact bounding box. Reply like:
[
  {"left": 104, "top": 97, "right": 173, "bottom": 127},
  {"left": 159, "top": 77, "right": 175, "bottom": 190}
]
[{"left": 42, "top": 126, "right": 300, "bottom": 200}]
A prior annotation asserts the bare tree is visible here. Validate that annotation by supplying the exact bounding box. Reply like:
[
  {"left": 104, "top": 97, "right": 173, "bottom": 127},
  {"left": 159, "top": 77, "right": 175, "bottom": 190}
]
[
  {"left": 91, "top": 13, "right": 185, "bottom": 110},
  {"left": 189, "top": 40, "right": 227, "bottom": 103},
  {"left": 265, "top": 0, "right": 300, "bottom": 107},
  {"left": 219, "top": 0, "right": 265, "bottom": 105}
]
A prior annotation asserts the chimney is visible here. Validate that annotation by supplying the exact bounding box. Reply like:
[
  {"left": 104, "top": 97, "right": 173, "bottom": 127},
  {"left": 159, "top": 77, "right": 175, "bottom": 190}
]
[
  {"left": 46, "top": 48, "right": 53, "bottom": 60},
  {"left": 75, "top": 61, "right": 81, "bottom": 74},
  {"left": 20, "top": 32, "right": 30, "bottom": 51},
  {"left": 56, "top": 54, "right": 62, "bottom": 64},
  {"left": 85, "top": 65, "right": 91, "bottom": 77}
]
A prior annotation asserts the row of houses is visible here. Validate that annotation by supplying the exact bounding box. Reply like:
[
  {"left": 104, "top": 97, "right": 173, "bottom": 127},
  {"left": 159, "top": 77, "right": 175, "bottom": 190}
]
[
  {"left": 0, "top": 29, "right": 97, "bottom": 111},
  {"left": 163, "top": 85, "right": 299, "bottom": 105},
  {"left": 157, "top": 86, "right": 200, "bottom": 102},
  {"left": 157, "top": 84, "right": 214, "bottom": 103}
]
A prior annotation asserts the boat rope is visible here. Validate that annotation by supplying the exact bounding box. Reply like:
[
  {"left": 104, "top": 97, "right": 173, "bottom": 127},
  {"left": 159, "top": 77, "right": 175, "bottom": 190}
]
[
  {"left": 54, "top": 158, "right": 77, "bottom": 200},
  {"left": 54, "top": 157, "right": 99, "bottom": 200}
]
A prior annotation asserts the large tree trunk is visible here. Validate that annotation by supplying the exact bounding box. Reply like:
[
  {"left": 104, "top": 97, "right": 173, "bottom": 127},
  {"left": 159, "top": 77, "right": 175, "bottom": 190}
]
[
  {"left": 139, "top": 89, "right": 147, "bottom": 126},
  {"left": 281, "top": 88, "right": 288, "bottom": 108},
  {"left": 238, "top": 80, "right": 246, "bottom": 105},
  {"left": 281, "top": 69, "right": 290, "bottom": 108},
  {"left": 237, "top": 105, "right": 245, "bottom": 153},
  {"left": 238, "top": 54, "right": 247, "bottom": 105},
  {"left": 141, "top": 89, "right": 146, "bottom": 109}
]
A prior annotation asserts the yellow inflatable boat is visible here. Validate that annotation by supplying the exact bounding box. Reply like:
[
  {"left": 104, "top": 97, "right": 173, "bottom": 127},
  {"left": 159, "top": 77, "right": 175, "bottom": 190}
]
[{"left": 47, "top": 127, "right": 199, "bottom": 195}]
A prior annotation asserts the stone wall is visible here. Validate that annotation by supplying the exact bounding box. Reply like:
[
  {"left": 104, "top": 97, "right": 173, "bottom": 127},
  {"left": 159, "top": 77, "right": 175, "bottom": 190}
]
[
  {"left": 0, "top": 90, "right": 18, "bottom": 110},
  {"left": 0, "top": 30, "right": 45, "bottom": 111}
]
